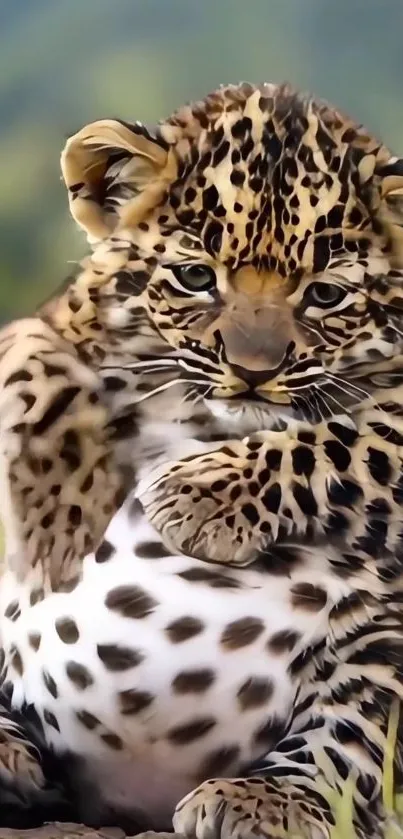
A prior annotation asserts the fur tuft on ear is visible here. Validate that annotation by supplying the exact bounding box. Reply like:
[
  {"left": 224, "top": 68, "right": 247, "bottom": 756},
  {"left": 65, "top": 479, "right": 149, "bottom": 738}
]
[
  {"left": 60, "top": 119, "right": 171, "bottom": 243},
  {"left": 376, "top": 156, "right": 403, "bottom": 267}
]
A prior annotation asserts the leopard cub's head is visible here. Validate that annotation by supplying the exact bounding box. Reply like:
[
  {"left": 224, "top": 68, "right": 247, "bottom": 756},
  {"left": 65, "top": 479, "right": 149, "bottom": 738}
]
[{"left": 58, "top": 82, "right": 403, "bottom": 431}]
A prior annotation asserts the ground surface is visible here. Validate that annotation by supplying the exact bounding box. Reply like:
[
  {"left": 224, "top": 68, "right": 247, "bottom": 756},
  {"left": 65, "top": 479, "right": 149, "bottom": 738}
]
[
  {"left": 0, "top": 828, "right": 126, "bottom": 839},
  {"left": 0, "top": 828, "right": 179, "bottom": 839}
]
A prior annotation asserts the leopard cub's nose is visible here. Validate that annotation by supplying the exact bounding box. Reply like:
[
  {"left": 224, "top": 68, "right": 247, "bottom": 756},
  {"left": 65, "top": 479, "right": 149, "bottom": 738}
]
[{"left": 229, "top": 364, "right": 276, "bottom": 389}]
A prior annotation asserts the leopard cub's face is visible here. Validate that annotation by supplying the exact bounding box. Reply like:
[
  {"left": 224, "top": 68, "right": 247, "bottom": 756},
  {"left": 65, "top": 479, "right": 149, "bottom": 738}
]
[{"left": 59, "top": 83, "right": 403, "bottom": 431}]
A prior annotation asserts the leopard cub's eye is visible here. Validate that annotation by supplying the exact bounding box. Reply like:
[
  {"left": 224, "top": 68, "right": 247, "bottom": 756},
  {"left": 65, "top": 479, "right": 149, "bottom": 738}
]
[
  {"left": 307, "top": 282, "right": 347, "bottom": 307},
  {"left": 171, "top": 264, "right": 217, "bottom": 292}
]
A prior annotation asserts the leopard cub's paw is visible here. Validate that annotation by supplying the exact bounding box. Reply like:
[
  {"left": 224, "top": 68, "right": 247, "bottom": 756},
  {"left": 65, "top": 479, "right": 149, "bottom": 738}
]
[
  {"left": 0, "top": 724, "right": 45, "bottom": 789},
  {"left": 138, "top": 449, "right": 265, "bottom": 566},
  {"left": 173, "top": 777, "right": 332, "bottom": 839}
]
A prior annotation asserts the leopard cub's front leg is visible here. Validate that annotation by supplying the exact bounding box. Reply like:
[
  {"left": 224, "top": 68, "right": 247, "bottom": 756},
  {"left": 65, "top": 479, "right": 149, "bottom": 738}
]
[
  {"left": 0, "top": 318, "right": 122, "bottom": 588},
  {"left": 139, "top": 415, "right": 403, "bottom": 565}
]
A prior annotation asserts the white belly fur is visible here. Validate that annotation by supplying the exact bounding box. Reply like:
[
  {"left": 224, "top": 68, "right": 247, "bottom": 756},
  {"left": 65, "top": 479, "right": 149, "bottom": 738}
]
[{"left": 0, "top": 499, "right": 337, "bottom": 827}]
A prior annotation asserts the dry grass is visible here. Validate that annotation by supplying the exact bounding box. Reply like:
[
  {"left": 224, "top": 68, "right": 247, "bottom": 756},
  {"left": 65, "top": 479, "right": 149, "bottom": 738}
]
[{"left": 325, "top": 700, "right": 403, "bottom": 839}]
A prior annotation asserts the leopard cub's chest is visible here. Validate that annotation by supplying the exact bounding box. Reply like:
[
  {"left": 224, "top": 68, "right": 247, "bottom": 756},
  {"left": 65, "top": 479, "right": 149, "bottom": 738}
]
[{"left": 1, "top": 499, "right": 355, "bottom": 827}]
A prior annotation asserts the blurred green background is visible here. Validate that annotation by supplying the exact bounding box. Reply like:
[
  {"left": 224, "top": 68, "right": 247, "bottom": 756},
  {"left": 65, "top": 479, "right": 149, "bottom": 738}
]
[{"left": 1, "top": 0, "right": 403, "bottom": 322}]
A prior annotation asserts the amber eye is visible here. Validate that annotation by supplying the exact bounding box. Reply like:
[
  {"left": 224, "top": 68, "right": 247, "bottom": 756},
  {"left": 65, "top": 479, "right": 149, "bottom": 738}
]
[
  {"left": 307, "top": 282, "right": 347, "bottom": 307},
  {"left": 171, "top": 264, "right": 217, "bottom": 292}
]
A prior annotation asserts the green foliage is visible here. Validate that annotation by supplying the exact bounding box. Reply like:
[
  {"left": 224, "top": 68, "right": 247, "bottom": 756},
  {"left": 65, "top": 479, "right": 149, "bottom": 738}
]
[{"left": 0, "top": 0, "right": 403, "bottom": 320}]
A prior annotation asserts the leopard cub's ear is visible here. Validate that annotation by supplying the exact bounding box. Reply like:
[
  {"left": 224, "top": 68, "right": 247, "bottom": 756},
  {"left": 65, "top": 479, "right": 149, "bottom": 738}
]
[{"left": 60, "top": 119, "right": 171, "bottom": 244}]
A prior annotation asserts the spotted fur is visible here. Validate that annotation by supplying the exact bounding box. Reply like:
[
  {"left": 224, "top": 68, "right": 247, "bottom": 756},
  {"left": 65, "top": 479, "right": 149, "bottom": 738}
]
[{"left": 1, "top": 82, "right": 403, "bottom": 837}]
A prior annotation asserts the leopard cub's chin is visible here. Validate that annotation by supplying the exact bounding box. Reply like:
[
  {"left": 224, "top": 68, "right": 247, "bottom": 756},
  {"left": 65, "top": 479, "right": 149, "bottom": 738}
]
[{"left": 205, "top": 397, "right": 296, "bottom": 434}]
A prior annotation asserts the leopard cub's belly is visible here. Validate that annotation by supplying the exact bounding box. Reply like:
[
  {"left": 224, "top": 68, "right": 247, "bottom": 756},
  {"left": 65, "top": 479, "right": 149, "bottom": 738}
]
[{"left": 1, "top": 504, "right": 336, "bottom": 826}]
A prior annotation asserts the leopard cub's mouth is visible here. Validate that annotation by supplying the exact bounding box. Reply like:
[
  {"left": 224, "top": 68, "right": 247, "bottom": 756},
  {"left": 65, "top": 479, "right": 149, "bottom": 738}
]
[{"left": 205, "top": 395, "right": 297, "bottom": 433}]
